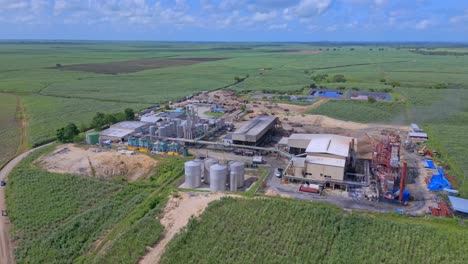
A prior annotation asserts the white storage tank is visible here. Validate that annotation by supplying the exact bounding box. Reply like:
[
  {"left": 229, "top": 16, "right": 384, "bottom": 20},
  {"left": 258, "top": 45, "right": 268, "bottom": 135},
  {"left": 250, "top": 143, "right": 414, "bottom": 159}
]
[
  {"left": 149, "top": 126, "right": 156, "bottom": 136},
  {"left": 184, "top": 161, "right": 202, "bottom": 188},
  {"left": 203, "top": 158, "right": 219, "bottom": 184},
  {"left": 230, "top": 161, "right": 245, "bottom": 188},
  {"left": 210, "top": 164, "right": 227, "bottom": 192},
  {"left": 230, "top": 171, "right": 238, "bottom": 191}
]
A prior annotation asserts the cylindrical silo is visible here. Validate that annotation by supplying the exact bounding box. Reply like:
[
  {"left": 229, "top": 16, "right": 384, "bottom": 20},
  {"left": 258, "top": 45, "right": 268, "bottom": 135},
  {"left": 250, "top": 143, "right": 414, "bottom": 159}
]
[
  {"left": 158, "top": 127, "right": 165, "bottom": 137},
  {"left": 176, "top": 124, "right": 184, "bottom": 138},
  {"left": 203, "top": 158, "right": 219, "bottom": 184},
  {"left": 210, "top": 164, "right": 227, "bottom": 192},
  {"left": 185, "top": 161, "right": 202, "bottom": 188},
  {"left": 230, "top": 171, "right": 238, "bottom": 191},
  {"left": 149, "top": 126, "right": 156, "bottom": 136},
  {"left": 230, "top": 161, "right": 245, "bottom": 188}
]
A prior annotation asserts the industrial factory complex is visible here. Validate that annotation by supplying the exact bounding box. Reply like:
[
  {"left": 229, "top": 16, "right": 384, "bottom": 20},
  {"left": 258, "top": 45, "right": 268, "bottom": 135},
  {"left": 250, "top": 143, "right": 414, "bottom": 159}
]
[{"left": 83, "top": 89, "right": 465, "bottom": 217}]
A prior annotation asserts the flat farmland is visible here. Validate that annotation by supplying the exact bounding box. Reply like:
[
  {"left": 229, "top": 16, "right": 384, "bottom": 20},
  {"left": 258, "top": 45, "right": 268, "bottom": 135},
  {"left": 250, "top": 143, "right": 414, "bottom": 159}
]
[
  {"left": 49, "top": 57, "right": 228, "bottom": 74},
  {"left": 0, "top": 93, "right": 20, "bottom": 167},
  {"left": 162, "top": 198, "right": 468, "bottom": 264},
  {"left": 1, "top": 42, "right": 468, "bottom": 195}
]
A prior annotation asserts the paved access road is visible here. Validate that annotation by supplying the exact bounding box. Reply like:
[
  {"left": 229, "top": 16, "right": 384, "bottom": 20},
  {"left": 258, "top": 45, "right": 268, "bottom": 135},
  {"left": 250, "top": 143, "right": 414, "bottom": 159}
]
[{"left": 0, "top": 144, "right": 52, "bottom": 264}]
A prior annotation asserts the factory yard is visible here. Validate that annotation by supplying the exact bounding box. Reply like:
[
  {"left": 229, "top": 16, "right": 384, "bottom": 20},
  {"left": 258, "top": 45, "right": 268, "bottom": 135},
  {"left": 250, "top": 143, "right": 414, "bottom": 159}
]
[{"left": 37, "top": 144, "right": 157, "bottom": 181}]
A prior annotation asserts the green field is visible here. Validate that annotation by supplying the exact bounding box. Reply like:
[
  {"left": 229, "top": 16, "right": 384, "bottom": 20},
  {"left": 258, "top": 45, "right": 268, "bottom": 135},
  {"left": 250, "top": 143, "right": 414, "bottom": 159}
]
[
  {"left": 6, "top": 145, "right": 185, "bottom": 263},
  {"left": 0, "top": 93, "right": 20, "bottom": 168},
  {"left": 162, "top": 198, "right": 468, "bottom": 264},
  {"left": 1, "top": 41, "right": 468, "bottom": 195}
]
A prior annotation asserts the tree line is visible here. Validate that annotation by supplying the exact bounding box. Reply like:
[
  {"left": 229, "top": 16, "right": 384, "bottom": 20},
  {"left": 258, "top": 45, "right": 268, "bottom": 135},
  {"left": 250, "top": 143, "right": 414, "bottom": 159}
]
[{"left": 56, "top": 108, "right": 135, "bottom": 143}]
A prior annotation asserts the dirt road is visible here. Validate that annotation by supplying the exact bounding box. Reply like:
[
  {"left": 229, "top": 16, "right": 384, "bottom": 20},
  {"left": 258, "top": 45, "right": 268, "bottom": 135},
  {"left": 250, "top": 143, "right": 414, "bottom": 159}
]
[
  {"left": 0, "top": 143, "right": 52, "bottom": 264},
  {"left": 140, "top": 192, "right": 229, "bottom": 264}
]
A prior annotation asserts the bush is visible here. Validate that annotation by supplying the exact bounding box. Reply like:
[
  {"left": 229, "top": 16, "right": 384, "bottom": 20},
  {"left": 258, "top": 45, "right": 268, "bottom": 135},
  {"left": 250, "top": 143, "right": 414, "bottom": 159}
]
[
  {"left": 351, "top": 87, "right": 360, "bottom": 91},
  {"left": 332, "top": 74, "right": 346, "bottom": 83},
  {"left": 368, "top": 96, "right": 377, "bottom": 103}
]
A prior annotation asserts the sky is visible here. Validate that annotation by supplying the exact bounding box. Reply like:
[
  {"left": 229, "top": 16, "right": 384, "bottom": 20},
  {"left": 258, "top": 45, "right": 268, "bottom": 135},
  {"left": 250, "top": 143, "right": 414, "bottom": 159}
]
[{"left": 0, "top": 0, "right": 467, "bottom": 42}]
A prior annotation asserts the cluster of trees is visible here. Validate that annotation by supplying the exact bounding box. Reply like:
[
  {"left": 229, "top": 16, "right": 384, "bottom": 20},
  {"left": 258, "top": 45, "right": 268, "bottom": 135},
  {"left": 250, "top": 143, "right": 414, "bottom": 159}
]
[
  {"left": 234, "top": 74, "right": 249, "bottom": 83},
  {"left": 311, "top": 73, "right": 346, "bottom": 83},
  {"left": 260, "top": 87, "right": 305, "bottom": 95},
  {"left": 56, "top": 108, "right": 135, "bottom": 143}
]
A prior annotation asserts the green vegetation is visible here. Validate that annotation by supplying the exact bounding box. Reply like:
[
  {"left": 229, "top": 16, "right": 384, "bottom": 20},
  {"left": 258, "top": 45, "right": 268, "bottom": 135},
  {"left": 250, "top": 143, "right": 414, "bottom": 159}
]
[
  {"left": 162, "top": 198, "right": 468, "bottom": 264},
  {"left": 1, "top": 42, "right": 468, "bottom": 194},
  {"left": 0, "top": 93, "right": 20, "bottom": 167},
  {"left": 6, "top": 145, "right": 186, "bottom": 263},
  {"left": 56, "top": 123, "right": 79, "bottom": 143},
  {"left": 203, "top": 111, "right": 225, "bottom": 117},
  {"left": 311, "top": 100, "right": 406, "bottom": 123}
]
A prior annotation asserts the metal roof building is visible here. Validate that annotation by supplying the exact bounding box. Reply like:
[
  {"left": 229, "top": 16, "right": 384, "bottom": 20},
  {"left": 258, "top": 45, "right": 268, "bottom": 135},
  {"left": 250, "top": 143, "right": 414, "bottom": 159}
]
[
  {"left": 448, "top": 196, "right": 468, "bottom": 214},
  {"left": 305, "top": 134, "right": 353, "bottom": 158},
  {"left": 99, "top": 121, "right": 151, "bottom": 143},
  {"left": 408, "top": 132, "right": 428, "bottom": 140},
  {"left": 232, "top": 115, "right": 277, "bottom": 144}
]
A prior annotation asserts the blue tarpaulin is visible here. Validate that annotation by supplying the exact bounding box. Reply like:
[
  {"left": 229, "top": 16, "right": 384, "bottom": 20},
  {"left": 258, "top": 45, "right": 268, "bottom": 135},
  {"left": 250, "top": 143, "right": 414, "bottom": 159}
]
[
  {"left": 424, "top": 160, "right": 436, "bottom": 169},
  {"left": 428, "top": 167, "right": 452, "bottom": 191}
]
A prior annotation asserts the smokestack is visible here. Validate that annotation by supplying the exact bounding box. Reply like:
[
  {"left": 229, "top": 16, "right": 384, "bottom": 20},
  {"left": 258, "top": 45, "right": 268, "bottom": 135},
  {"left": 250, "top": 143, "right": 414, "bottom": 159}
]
[{"left": 399, "top": 162, "right": 407, "bottom": 202}]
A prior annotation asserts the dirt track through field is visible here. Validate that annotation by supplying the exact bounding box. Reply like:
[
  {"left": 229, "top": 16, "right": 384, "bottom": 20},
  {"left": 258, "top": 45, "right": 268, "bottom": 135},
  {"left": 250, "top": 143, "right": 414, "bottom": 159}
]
[{"left": 140, "top": 192, "right": 230, "bottom": 264}]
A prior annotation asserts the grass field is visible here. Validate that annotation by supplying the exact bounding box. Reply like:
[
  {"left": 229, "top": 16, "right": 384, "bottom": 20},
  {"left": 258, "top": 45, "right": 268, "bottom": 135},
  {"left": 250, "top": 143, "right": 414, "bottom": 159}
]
[
  {"left": 0, "top": 93, "right": 20, "bottom": 168},
  {"left": 6, "top": 145, "right": 186, "bottom": 263},
  {"left": 162, "top": 198, "right": 468, "bottom": 264},
  {"left": 1, "top": 41, "right": 468, "bottom": 195}
]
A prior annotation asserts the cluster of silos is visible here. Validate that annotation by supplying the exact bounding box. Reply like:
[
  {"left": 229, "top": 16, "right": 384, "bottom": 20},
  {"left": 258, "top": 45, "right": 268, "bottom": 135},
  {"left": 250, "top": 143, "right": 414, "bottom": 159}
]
[{"left": 184, "top": 159, "right": 245, "bottom": 192}]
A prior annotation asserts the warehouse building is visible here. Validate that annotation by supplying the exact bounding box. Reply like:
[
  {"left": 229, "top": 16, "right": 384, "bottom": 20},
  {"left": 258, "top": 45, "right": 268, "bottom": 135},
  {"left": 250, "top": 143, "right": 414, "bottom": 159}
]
[
  {"left": 284, "top": 134, "right": 356, "bottom": 186},
  {"left": 231, "top": 115, "right": 278, "bottom": 145},
  {"left": 99, "top": 121, "right": 151, "bottom": 143}
]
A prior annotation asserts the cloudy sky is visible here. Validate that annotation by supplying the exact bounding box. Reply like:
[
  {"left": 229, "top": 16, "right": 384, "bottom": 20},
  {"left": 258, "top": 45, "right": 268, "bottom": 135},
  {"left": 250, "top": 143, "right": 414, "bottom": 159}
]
[{"left": 0, "top": 0, "right": 467, "bottom": 41}]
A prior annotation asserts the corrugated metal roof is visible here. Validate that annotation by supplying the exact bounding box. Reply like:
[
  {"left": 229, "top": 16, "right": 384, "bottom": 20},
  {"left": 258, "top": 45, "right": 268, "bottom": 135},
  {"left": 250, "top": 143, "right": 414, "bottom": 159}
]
[
  {"left": 291, "top": 157, "right": 306, "bottom": 167},
  {"left": 112, "top": 121, "right": 148, "bottom": 130},
  {"left": 232, "top": 115, "right": 277, "bottom": 142},
  {"left": 100, "top": 128, "right": 134, "bottom": 138},
  {"left": 448, "top": 196, "right": 468, "bottom": 213},
  {"left": 305, "top": 134, "right": 352, "bottom": 157},
  {"left": 408, "top": 132, "right": 428, "bottom": 138},
  {"left": 306, "top": 155, "right": 346, "bottom": 167},
  {"left": 278, "top": 137, "right": 289, "bottom": 145}
]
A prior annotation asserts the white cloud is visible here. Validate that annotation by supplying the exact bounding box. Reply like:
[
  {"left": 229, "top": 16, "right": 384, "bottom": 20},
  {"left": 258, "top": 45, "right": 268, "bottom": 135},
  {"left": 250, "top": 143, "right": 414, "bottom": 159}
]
[
  {"left": 296, "top": 0, "right": 332, "bottom": 16},
  {"left": 414, "top": 19, "right": 432, "bottom": 30},
  {"left": 374, "top": 0, "right": 387, "bottom": 7},
  {"left": 252, "top": 11, "right": 277, "bottom": 22},
  {"left": 269, "top": 23, "right": 288, "bottom": 30},
  {"left": 449, "top": 9, "right": 468, "bottom": 24},
  {"left": 0, "top": 0, "right": 28, "bottom": 10}
]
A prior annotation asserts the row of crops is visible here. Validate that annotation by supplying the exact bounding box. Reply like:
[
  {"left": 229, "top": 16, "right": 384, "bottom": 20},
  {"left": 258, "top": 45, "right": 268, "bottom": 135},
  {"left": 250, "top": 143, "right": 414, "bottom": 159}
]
[
  {"left": 6, "top": 145, "right": 186, "bottom": 263},
  {"left": 161, "top": 198, "right": 468, "bottom": 264},
  {"left": 0, "top": 93, "right": 20, "bottom": 168}
]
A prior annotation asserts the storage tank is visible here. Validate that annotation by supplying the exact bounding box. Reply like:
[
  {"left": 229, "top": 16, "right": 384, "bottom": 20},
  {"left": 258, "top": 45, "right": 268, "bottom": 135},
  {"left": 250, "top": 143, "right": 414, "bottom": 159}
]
[
  {"left": 176, "top": 125, "right": 184, "bottom": 138},
  {"left": 153, "top": 141, "right": 160, "bottom": 151},
  {"left": 230, "top": 171, "right": 238, "bottom": 191},
  {"left": 210, "top": 164, "right": 227, "bottom": 192},
  {"left": 184, "top": 161, "right": 202, "bottom": 188},
  {"left": 203, "top": 158, "right": 219, "bottom": 184},
  {"left": 230, "top": 161, "right": 245, "bottom": 187},
  {"left": 149, "top": 126, "right": 156, "bottom": 136},
  {"left": 158, "top": 126, "right": 165, "bottom": 137},
  {"left": 85, "top": 132, "right": 100, "bottom": 145}
]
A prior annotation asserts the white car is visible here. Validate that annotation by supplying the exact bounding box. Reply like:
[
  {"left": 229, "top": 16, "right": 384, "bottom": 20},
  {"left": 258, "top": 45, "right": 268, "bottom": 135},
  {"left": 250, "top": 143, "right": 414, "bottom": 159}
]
[{"left": 275, "top": 168, "right": 283, "bottom": 178}]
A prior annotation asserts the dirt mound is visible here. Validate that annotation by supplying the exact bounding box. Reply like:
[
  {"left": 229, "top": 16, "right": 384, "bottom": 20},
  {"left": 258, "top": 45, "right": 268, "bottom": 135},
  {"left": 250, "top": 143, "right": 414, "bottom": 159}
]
[{"left": 37, "top": 144, "right": 157, "bottom": 181}]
